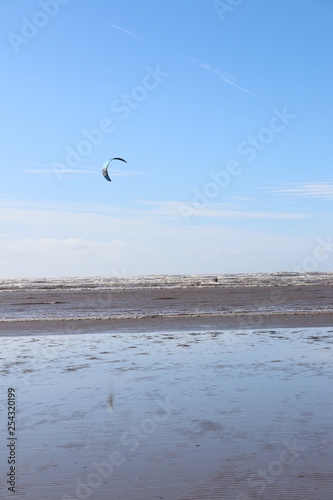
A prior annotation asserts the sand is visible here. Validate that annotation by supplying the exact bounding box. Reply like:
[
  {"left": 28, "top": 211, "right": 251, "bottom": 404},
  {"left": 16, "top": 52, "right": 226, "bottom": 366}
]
[{"left": 0, "top": 326, "right": 333, "bottom": 499}]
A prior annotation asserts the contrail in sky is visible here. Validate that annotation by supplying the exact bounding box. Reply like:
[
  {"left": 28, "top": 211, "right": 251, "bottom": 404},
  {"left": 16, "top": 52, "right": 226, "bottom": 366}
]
[
  {"left": 107, "top": 21, "right": 141, "bottom": 40},
  {"left": 200, "top": 62, "right": 261, "bottom": 99}
]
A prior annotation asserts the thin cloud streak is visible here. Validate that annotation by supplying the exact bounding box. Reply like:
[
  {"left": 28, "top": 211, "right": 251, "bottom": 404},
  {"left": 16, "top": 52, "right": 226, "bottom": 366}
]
[
  {"left": 12, "top": 73, "right": 39, "bottom": 80},
  {"left": 0, "top": 200, "right": 130, "bottom": 216},
  {"left": 269, "top": 182, "right": 333, "bottom": 200},
  {"left": 135, "top": 201, "right": 308, "bottom": 220},
  {"left": 107, "top": 21, "right": 141, "bottom": 40},
  {"left": 0, "top": 200, "right": 309, "bottom": 222},
  {"left": 24, "top": 168, "right": 95, "bottom": 175},
  {"left": 200, "top": 63, "right": 261, "bottom": 99},
  {"left": 18, "top": 164, "right": 146, "bottom": 178}
]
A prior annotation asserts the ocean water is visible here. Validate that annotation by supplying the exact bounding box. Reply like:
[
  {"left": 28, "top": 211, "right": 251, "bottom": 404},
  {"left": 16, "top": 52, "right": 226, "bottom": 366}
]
[{"left": 0, "top": 272, "right": 333, "bottom": 324}]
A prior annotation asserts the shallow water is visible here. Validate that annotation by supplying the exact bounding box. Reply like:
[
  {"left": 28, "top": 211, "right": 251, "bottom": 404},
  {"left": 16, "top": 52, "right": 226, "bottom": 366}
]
[
  {"left": 0, "top": 327, "right": 333, "bottom": 499},
  {"left": 1, "top": 272, "right": 333, "bottom": 293},
  {"left": 1, "top": 272, "right": 333, "bottom": 323}
]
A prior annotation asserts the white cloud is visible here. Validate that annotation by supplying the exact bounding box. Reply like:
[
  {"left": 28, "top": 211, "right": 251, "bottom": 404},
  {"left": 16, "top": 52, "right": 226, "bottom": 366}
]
[
  {"left": 0, "top": 199, "right": 308, "bottom": 222},
  {"left": 135, "top": 200, "right": 309, "bottom": 220},
  {"left": 0, "top": 202, "right": 323, "bottom": 278},
  {"left": 269, "top": 182, "right": 333, "bottom": 200},
  {"left": 0, "top": 238, "right": 148, "bottom": 278}
]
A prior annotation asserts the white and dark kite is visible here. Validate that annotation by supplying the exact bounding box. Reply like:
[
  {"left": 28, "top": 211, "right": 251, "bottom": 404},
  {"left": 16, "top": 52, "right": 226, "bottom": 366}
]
[{"left": 102, "top": 157, "right": 127, "bottom": 182}]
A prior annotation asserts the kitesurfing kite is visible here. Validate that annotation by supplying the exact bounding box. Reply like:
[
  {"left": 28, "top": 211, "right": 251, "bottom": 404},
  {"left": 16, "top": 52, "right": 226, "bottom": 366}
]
[{"left": 102, "top": 157, "right": 127, "bottom": 182}]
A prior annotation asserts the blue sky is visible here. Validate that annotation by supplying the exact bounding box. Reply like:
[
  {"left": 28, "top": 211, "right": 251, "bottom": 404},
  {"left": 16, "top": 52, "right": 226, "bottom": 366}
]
[{"left": 1, "top": 0, "right": 333, "bottom": 278}]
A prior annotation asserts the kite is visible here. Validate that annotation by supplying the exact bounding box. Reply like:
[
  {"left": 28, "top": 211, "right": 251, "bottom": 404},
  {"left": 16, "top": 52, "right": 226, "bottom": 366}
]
[{"left": 102, "top": 157, "right": 127, "bottom": 182}]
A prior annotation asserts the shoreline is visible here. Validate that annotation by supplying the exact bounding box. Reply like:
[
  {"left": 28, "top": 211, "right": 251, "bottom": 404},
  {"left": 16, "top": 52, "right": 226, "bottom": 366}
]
[{"left": 1, "top": 311, "right": 333, "bottom": 336}]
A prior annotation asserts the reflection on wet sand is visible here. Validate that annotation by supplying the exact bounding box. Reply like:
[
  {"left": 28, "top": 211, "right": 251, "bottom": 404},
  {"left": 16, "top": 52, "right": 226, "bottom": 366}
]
[{"left": 0, "top": 327, "right": 332, "bottom": 499}]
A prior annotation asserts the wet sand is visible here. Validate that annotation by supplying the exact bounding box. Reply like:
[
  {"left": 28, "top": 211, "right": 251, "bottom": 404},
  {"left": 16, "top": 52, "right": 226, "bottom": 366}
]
[
  {"left": 1, "top": 327, "right": 333, "bottom": 499},
  {"left": 1, "top": 311, "right": 333, "bottom": 336}
]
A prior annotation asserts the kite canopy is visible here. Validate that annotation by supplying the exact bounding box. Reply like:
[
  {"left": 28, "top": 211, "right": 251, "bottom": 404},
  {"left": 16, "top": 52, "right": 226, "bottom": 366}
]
[{"left": 102, "top": 157, "right": 127, "bottom": 182}]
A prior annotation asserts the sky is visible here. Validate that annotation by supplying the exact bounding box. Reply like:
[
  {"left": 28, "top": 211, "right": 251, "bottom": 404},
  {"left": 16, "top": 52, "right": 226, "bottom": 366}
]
[{"left": 1, "top": 0, "right": 333, "bottom": 278}]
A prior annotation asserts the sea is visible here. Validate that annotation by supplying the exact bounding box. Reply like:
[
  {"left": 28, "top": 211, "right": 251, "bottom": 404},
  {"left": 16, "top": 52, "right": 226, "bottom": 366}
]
[{"left": 1, "top": 272, "right": 333, "bottom": 324}]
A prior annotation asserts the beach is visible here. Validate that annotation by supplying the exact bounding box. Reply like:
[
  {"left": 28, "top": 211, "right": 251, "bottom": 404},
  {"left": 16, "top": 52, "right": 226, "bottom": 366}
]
[
  {"left": 0, "top": 274, "right": 333, "bottom": 499},
  {"left": 3, "top": 0, "right": 332, "bottom": 498}
]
